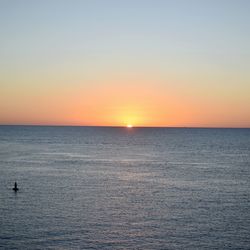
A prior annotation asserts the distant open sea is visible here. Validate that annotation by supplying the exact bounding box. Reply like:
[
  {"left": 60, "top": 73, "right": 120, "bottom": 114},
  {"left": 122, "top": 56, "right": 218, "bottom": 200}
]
[{"left": 0, "top": 126, "right": 249, "bottom": 249}]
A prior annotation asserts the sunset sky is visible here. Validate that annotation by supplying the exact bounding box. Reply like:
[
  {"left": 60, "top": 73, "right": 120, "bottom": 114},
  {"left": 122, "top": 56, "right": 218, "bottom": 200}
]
[{"left": 1, "top": 0, "right": 250, "bottom": 127}]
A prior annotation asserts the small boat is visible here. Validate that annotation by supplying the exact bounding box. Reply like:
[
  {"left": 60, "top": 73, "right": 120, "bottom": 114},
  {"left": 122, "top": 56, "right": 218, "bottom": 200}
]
[{"left": 13, "top": 182, "right": 19, "bottom": 192}]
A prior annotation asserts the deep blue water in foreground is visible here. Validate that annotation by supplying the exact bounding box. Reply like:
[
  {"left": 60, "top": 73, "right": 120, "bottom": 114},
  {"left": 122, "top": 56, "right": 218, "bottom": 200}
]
[{"left": 0, "top": 126, "right": 250, "bottom": 249}]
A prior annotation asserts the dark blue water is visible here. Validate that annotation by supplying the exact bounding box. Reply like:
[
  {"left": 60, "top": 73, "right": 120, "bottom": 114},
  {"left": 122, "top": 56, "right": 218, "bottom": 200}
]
[{"left": 0, "top": 126, "right": 250, "bottom": 249}]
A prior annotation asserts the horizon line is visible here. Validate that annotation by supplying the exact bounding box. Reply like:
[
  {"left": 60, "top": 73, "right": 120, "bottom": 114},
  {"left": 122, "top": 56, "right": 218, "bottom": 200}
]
[{"left": 0, "top": 124, "right": 249, "bottom": 129}]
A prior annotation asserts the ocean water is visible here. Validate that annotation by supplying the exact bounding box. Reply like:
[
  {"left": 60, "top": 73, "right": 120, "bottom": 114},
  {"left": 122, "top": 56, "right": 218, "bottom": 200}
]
[{"left": 0, "top": 126, "right": 249, "bottom": 249}]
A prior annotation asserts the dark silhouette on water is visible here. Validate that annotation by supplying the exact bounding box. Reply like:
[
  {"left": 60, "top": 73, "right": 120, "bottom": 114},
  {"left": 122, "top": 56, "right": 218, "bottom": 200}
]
[{"left": 13, "top": 182, "right": 19, "bottom": 192}]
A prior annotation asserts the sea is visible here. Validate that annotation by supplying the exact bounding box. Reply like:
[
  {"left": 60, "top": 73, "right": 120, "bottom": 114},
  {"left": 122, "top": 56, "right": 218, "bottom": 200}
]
[{"left": 0, "top": 126, "right": 249, "bottom": 249}]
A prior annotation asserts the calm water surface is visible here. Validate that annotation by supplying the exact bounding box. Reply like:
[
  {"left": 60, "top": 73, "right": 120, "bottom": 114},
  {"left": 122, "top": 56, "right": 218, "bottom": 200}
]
[{"left": 0, "top": 126, "right": 250, "bottom": 249}]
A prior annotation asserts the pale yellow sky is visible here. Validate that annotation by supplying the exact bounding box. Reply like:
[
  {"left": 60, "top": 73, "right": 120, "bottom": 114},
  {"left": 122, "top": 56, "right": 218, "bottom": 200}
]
[{"left": 1, "top": 1, "right": 250, "bottom": 127}]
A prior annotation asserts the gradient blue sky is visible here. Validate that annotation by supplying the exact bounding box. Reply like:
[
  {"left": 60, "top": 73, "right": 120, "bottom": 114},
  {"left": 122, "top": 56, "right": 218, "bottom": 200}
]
[{"left": 1, "top": 0, "right": 250, "bottom": 127}]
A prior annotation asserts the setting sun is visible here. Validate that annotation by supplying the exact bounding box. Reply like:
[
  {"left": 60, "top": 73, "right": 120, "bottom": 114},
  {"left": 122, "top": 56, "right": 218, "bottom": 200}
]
[{"left": 127, "top": 124, "right": 133, "bottom": 128}]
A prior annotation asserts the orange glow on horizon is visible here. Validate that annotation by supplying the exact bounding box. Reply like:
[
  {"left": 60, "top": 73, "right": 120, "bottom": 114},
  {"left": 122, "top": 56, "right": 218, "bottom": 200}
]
[{"left": 1, "top": 77, "right": 250, "bottom": 128}]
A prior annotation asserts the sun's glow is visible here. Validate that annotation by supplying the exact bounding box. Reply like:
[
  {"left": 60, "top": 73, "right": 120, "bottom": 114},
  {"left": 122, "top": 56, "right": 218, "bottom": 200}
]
[{"left": 127, "top": 124, "right": 133, "bottom": 128}]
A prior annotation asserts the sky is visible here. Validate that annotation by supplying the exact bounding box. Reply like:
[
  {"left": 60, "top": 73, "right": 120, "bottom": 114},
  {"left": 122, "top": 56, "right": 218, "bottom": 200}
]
[{"left": 0, "top": 0, "right": 250, "bottom": 127}]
